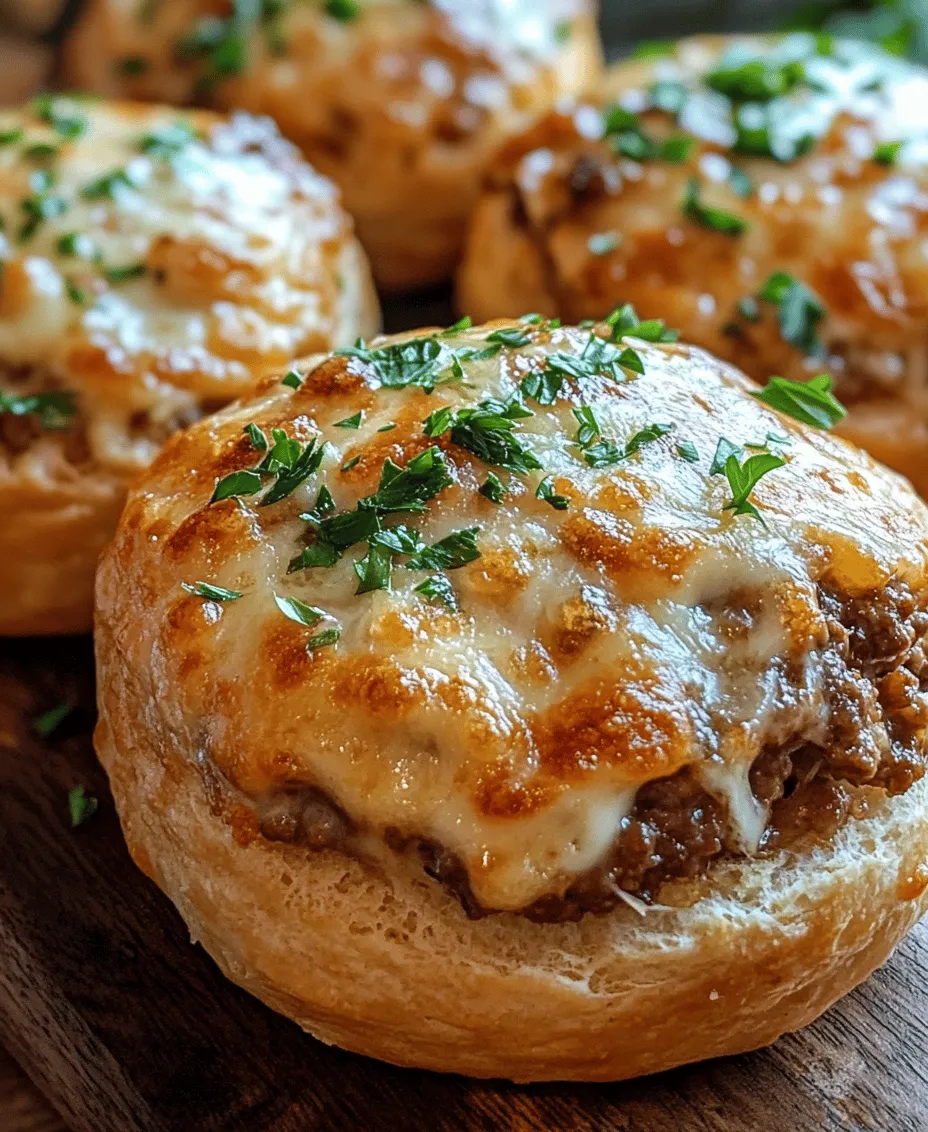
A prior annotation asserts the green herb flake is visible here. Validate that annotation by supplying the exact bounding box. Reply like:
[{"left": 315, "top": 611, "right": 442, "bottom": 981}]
[
  {"left": 442, "top": 315, "right": 472, "bottom": 336},
  {"left": 377, "top": 422, "right": 397, "bottom": 432},
  {"left": 0, "top": 389, "right": 76, "bottom": 431},
  {"left": 244, "top": 422, "right": 268, "bottom": 450},
  {"left": 873, "top": 140, "right": 903, "bottom": 166},
  {"left": 57, "top": 231, "right": 98, "bottom": 258},
  {"left": 281, "top": 369, "right": 304, "bottom": 389},
  {"left": 682, "top": 177, "right": 749, "bottom": 236},
  {"left": 406, "top": 527, "right": 481, "bottom": 571},
  {"left": 757, "top": 271, "right": 825, "bottom": 354},
  {"left": 720, "top": 451, "right": 786, "bottom": 521},
  {"left": 676, "top": 440, "right": 700, "bottom": 463},
  {"left": 68, "top": 785, "right": 98, "bottom": 829},
  {"left": 181, "top": 580, "right": 244, "bottom": 601},
  {"left": 0, "top": 127, "right": 23, "bottom": 146},
  {"left": 33, "top": 702, "right": 73, "bottom": 738},
  {"left": 117, "top": 56, "right": 149, "bottom": 75},
  {"left": 486, "top": 326, "right": 532, "bottom": 348},
  {"left": 65, "top": 278, "right": 87, "bottom": 305},
  {"left": 413, "top": 573, "right": 458, "bottom": 611},
  {"left": 334, "top": 411, "right": 363, "bottom": 429},
  {"left": 104, "top": 262, "right": 146, "bottom": 285},
  {"left": 274, "top": 593, "right": 326, "bottom": 626},
  {"left": 709, "top": 436, "right": 744, "bottom": 475},
  {"left": 325, "top": 0, "right": 360, "bottom": 20},
  {"left": 80, "top": 167, "right": 138, "bottom": 200},
  {"left": 661, "top": 135, "right": 695, "bottom": 164},
  {"left": 479, "top": 471, "right": 507, "bottom": 504},
  {"left": 306, "top": 627, "right": 341, "bottom": 650},
  {"left": 751, "top": 373, "right": 846, "bottom": 429},
  {"left": 210, "top": 469, "right": 263, "bottom": 503},
  {"left": 139, "top": 120, "right": 199, "bottom": 157},
  {"left": 572, "top": 405, "right": 602, "bottom": 447},
  {"left": 427, "top": 398, "right": 541, "bottom": 475},
  {"left": 536, "top": 476, "right": 570, "bottom": 510}
]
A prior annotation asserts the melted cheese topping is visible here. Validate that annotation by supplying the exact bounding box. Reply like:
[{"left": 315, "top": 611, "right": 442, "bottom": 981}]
[
  {"left": 462, "top": 34, "right": 928, "bottom": 484},
  {"left": 0, "top": 98, "right": 375, "bottom": 478},
  {"left": 104, "top": 320, "right": 928, "bottom": 912}
]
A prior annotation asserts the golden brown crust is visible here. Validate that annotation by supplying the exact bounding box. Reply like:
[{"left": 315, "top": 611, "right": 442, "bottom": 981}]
[
  {"left": 0, "top": 98, "right": 378, "bottom": 635},
  {"left": 458, "top": 34, "right": 928, "bottom": 492},
  {"left": 63, "top": 0, "right": 604, "bottom": 290},
  {"left": 94, "top": 318, "right": 928, "bottom": 1076},
  {"left": 93, "top": 636, "right": 928, "bottom": 1080}
]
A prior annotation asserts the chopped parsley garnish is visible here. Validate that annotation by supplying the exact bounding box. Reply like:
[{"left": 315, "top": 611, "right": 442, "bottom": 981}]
[
  {"left": 334, "top": 411, "right": 363, "bottom": 429},
  {"left": 572, "top": 405, "right": 602, "bottom": 448},
  {"left": 33, "top": 702, "right": 73, "bottom": 738},
  {"left": 103, "top": 262, "right": 147, "bottom": 285},
  {"left": 751, "top": 373, "right": 846, "bottom": 429},
  {"left": 32, "top": 94, "right": 88, "bottom": 139},
  {"left": 718, "top": 450, "right": 786, "bottom": 521},
  {"left": 485, "top": 327, "right": 532, "bottom": 348},
  {"left": 361, "top": 446, "right": 452, "bottom": 513},
  {"left": 181, "top": 580, "right": 244, "bottom": 601},
  {"left": 682, "top": 177, "right": 749, "bottom": 235},
  {"left": 306, "top": 627, "right": 341, "bottom": 650},
  {"left": 522, "top": 333, "right": 645, "bottom": 406},
  {"left": 22, "top": 142, "right": 60, "bottom": 163},
  {"left": 633, "top": 39, "right": 674, "bottom": 59},
  {"left": 607, "top": 302, "right": 679, "bottom": 343},
  {"left": 424, "top": 398, "right": 541, "bottom": 475},
  {"left": 274, "top": 593, "right": 327, "bottom": 626},
  {"left": 405, "top": 527, "right": 481, "bottom": 571},
  {"left": 65, "top": 279, "right": 87, "bottom": 305},
  {"left": 0, "top": 389, "right": 76, "bottom": 431},
  {"left": 757, "top": 271, "right": 825, "bottom": 354},
  {"left": 245, "top": 422, "right": 268, "bottom": 450},
  {"left": 706, "top": 54, "right": 805, "bottom": 102},
  {"left": 210, "top": 429, "right": 327, "bottom": 506},
  {"left": 413, "top": 573, "right": 458, "bottom": 611},
  {"left": 68, "top": 785, "right": 98, "bottom": 828},
  {"left": 710, "top": 436, "right": 744, "bottom": 475},
  {"left": 117, "top": 57, "right": 148, "bottom": 75},
  {"left": 281, "top": 369, "right": 303, "bottom": 389},
  {"left": 18, "top": 189, "right": 67, "bottom": 240},
  {"left": 661, "top": 135, "right": 695, "bottom": 164},
  {"left": 536, "top": 477, "right": 570, "bottom": 510},
  {"left": 479, "top": 471, "right": 507, "bottom": 503},
  {"left": 676, "top": 440, "right": 700, "bottom": 463},
  {"left": 733, "top": 102, "right": 816, "bottom": 163},
  {"left": 603, "top": 105, "right": 687, "bottom": 164},
  {"left": 337, "top": 334, "right": 474, "bottom": 392},
  {"left": 341, "top": 455, "right": 361, "bottom": 472},
  {"left": 442, "top": 316, "right": 473, "bottom": 336},
  {"left": 140, "top": 120, "right": 199, "bottom": 157},
  {"left": 57, "top": 232, "right": 98, "bottom": 259},
  {"left": 377, "top": 422, "right": 396, "bottom": 432},
  {"left": 325, "top": 0, "right": 360, "bottom": 20},
  {"left": 0, "top": 127, "right": 23, "bottom": 146},
  {"left": 81, "top": 168, "right": 138, "bottom": 200},
  {"left": 553, "top": 19, "right": 572, "bottom": 44},
  {"left": 873, "top": 140, "right": 903, "bottom": 165},
  {"left": 583, "top": 422, "right": 673, "bottom": 468}
]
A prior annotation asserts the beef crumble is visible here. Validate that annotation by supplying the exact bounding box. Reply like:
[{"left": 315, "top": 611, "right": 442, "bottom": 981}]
[{"left": 244, "top": 580, "right": 928, "bottom": 922}]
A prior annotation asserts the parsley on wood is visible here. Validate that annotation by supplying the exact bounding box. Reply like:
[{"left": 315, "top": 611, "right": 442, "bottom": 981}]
[{"left": 68, "top": 785, "right": 98, "bottom": 828}]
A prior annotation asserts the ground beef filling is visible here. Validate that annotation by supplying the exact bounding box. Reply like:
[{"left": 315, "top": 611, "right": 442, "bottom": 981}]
[{"left": 250, "top": 581, "right": 928, "bottom": 922}]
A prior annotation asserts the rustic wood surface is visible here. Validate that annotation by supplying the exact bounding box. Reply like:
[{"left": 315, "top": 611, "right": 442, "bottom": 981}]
[{"left": 1, "top": 636, "right": 927, "bottom": 1132}]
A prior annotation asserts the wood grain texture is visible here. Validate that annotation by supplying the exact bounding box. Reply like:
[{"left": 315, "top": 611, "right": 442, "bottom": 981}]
[{"left": 0, "top": 636, "right": 926, "bottom": 1132}]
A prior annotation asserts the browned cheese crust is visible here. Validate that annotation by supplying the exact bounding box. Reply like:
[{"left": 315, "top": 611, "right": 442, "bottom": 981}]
[
  {"left": 458, "top": 34, "right": 928, "bottom": 494},
  {"left": 95, "top": 318, "right": 928, "bottom": 1079},
  {"left": 0, "top": 97, "right": 378, "bottom": 635},
  {"left": 64, "top": 0, "right": 603, "bottom": 291}
]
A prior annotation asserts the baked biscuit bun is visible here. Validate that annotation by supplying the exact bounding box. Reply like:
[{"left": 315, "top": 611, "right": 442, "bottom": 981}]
[
  {"left": 95, "top": 317, "right": 928, "bottom": 1081},
  {"left": 458, "top": 35, "right": 928, "bottom": 494},
  {"left": 63, "top": 0, "right": 603, "bottom": 291},
  {"left": 0, "top": 96, "right": 378, "bottom": 636}
]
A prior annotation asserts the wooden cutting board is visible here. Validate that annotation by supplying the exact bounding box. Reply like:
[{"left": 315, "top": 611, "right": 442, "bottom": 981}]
[{"left": 1, "top": 636, "right": 927, "bottom": 1132}]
